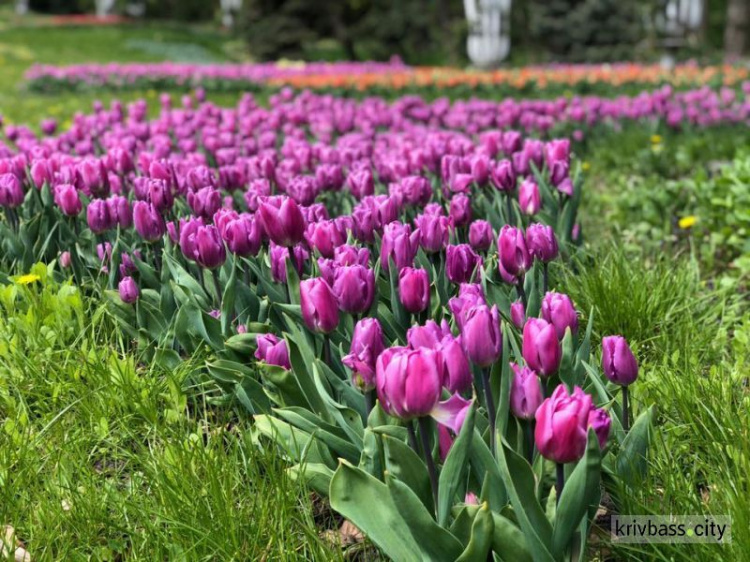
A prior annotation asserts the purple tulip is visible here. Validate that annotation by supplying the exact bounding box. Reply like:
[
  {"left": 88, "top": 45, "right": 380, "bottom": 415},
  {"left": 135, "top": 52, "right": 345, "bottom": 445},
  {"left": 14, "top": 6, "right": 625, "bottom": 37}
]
[
  {"left": 518, "top": 178, "right": 541, "bottom": 215},
  {"left": 535, "top": 385, "right": 592, "bottom": 464},
  {"left": 343, "top": 318, "right": 385, "bottom": 391},
  {"left": 522, "top": 318, "right": 561, "bottom": 376},
  {"left": 86, "top": 199, "right": 113, "bottom": 234},
  {"left": 107, "top": 195, "right": 132, "bottom": 229},
  {"left": 497, "top": 225, "right": 531, "bottom": 279},
  {"left": 449, "top": 194, "right": 472, "bottom": 227},
  {"left": 133, "top": 201, "right": 166, "bottom": 242},
  {"left": 588, "top": 407, "right": 611, "bottom": 449},
  {"left": 118, "top": 276, "right": 140, "bottom": 304},
  {"left": 491, "top": 159, "right": 516, "bottom": 192},
  {"left": 446, "top": 244, "right": 483, "bottom": 284},
  {"left": 347, "top": 168, "right": 374, "bottom": 198},
  {"left": 54, "top": 184, "right": 82, "bottom": 216},
  {"left": 510, "top": 363, "right": 544, "bottom": 420},
  {"left": 414, "top": 213, "right": 451, "bottom": 253},
  {"left": 468, "top": 220, "right": 493, "bottom": 252},
  {"left": 258, "top": 195, "right": 307, "bottom": 247},
  {"left": 510, "top": 300, "right": 526, "bottom": 329},
  {"left": 545, "top": 139, "right": 570, "bottom": 169},
  {"left": 541, "top": 292, "right": 579, "bottom": 340},
  {"left": 223, "top": 214, "right": 262, "bottom": 256},
  {"left": 448, "top": 283, "right": 486, "bottom": 329},
  {"left": 306, "top": 219, "right": 346, "bottom": 258},
  {"left": 270, "top": 243, "right": 308, "bottom": 283},
  {"left": 398, "top": 267, "right": 430, "bottom": 314},
  {"left": 601, "top": 336, "right": 639, "bottom": 385},
  {"left": 526, "top": 224, "right": 559, "bottom": 263},
  {"left": 407, "top": 320, "right": 451, "bottom": 350},
  {"left": 192, "top": 224, "right": 226, "bottom": 269},
  {"left": 147, "top": 178, "right": 174, "bottom": 213},
  {"left": 334, "top": 245, "right": 370, "bottom": 267},
  {"left": 60, "top": 251, "right": 72, "bottom": 268},
  {"left": 255, "top": 333, "right": 291, "bottom": 370},
  {"left": 333, "top": 265, "right": 375, "bottom": 315},
  {"left": 0, "top": 173, "right": 24, "bottom": 208},
  {"left": 300, "top": 278, "right": 340, "bottom": 333},
  {"left": 438, "top": 335, "right": 472, "bottom": 393},
  {"left": 187, "top": 186, "right": 222, "bottom": 220},
  {"left": 77, "top": 158, "right": 109, "bottom": 198},
  {"left": 461, "top": 304, "right": 502, "bottom": 367},
  {"left": 381, "top": 222, "right": 420, "bottom": 272}
]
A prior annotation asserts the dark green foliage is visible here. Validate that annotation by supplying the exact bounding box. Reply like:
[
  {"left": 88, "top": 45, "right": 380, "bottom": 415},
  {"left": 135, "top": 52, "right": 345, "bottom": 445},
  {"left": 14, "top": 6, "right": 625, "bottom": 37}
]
[{"left": 529, "top": 0, "right": 643, "bottom": 61}]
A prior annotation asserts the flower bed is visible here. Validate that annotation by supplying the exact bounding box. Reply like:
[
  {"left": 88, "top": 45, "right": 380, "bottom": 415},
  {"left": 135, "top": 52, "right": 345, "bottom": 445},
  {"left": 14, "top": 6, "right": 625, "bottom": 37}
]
[{"left": 0, "top": 89, "right": 658, "bottom": 560}]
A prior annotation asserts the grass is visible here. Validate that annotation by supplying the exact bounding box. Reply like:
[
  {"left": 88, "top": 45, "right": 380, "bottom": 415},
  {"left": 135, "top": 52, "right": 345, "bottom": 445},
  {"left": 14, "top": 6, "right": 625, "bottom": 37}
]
[
  {"left": 0, "top": 269, "right": 343, "bottom": 560},
  {"left": 558, "top": 247, "right": 750, "bottom": 561}
]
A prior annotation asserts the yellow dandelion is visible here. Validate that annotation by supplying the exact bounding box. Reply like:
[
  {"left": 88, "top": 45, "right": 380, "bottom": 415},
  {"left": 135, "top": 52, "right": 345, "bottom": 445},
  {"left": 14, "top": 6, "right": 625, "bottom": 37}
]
[
  {"left": 16, "top": 274, "right": 41, "bottom": 285},
  {"left": 678, "top": 215, "right": 697, "bottom": 229},
  {"left": 650, "top": 134, "right": 662, "bottom": 144}
]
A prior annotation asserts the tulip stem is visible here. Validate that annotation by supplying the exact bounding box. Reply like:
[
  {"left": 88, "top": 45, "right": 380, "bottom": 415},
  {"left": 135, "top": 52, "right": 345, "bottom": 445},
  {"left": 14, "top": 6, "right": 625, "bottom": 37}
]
[
  {"left": 543, "top": 262, "right": 549, "bottom": 295},
  {"left": 211, "top": 268, "right": 222, "bottom": 308},
  {"left": 506, "top": 194, "right": 514, "bottom": 227},
  {"left": 525, "top": 420, "right": 535, "bottom": 464},
  {"left": 323, "top": 333, "right": 332, "bottom": 366},
  {"left": 516, "top": 282, "right": 527, "bottom": 309},
  {"left": 407, "top": 423, "right": 419, "bottom": 455},
  {"left": 556, "top": 463, "right": 565, "bottom": 505},
  {"left": 622, "top": 385, "right": 630, "bottom": 432},
  {"left": 365, "top": 389, "right": 376, "bottom": 417},
  {"left": 482, "top": 368, "right": 497, "bottom": 453},
  {"left": 417, "top": 417, "right": 439, "bottom": 515}
]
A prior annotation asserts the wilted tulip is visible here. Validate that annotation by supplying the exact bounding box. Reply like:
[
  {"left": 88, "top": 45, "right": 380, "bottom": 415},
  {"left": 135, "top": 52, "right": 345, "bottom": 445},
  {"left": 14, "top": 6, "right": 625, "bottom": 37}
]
[
  {"left": 333, "top": 265, "right": 375, "bottom": 315},
  {"left": 522, "top": 318, "right": 561, "bottom": 376},
  {"left": 461, "top": 304, "right": 502, "bottom": 368},
  {"left": 510, "top": 363, "right": 544, "bottom": 420},
  {"left": 601, "top": 336, "right": 638, "bottom": 386},
  {"left": 541, "top": 292, "right": 578, "bottom": 340},
  {"left": 535, "top": 385, "right": 592, "bottom": 464},
  {"left": 118, "top": 276, "right": 140, "bottom": 304},
  {"left": 588, "top": 407, "right": 611, "bottom": 449},
  {"left": 526, "top": 224, "right": 559, "bottom": 263},
  {"left": 255, "top": 333, "right": 291, "bottom": 370},
  {"left": 398, "top": 267, "right": 430, "bottom": 314},
  {"left": 468, "top": 220, "right": 493, "bottom": 252},
  {"left": 497, "top": 225, "right": 531, "bottom": 279},
  {"left": 342, "top": 318, "right": 385, "bottom": 391},
  {"left": 518, "top": 178, "right": 541, "bottom": 215},
  {"left": 446, "top": 244, "right": 483, "bottom": 284},
  {"left": 258, "top": 195, "right": 306, "bottom": 247},
  {"left": 300, "top": 278, "right": 340, "bottom": 333}
]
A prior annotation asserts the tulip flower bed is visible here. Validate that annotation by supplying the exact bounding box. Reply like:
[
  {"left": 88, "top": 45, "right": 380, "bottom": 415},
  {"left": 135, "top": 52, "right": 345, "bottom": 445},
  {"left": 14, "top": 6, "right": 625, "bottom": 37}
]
[
  {"left": 25, "top": 60, "right": 750, "bottom": 98},
  {"left": 0, "top": 89, "right": 656, "bottom": 560}
]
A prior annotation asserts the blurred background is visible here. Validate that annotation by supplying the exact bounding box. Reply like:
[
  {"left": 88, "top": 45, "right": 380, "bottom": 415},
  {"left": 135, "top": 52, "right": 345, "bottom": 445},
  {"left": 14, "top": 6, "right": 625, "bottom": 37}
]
[{"left": 4, "top": 0, "right": 747, "bottom": 65}]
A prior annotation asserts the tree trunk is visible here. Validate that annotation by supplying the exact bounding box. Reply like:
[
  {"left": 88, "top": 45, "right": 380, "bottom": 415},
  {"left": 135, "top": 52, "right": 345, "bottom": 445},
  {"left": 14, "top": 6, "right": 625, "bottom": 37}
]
[{"left": 724, "top": 0, "right": 749, "bottom": 57}]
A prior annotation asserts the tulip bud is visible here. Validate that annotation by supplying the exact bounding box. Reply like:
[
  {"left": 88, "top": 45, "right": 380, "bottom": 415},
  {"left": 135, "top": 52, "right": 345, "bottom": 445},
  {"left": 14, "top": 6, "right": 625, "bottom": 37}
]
[
  {"left": 398, "top": 267, "right": 430, "bottom": 314},
  {"left": 510, "top": 363, "right": 544, "bottom": 420},
  {"left": 497, "top": 225, "right": 531, "bottom": 279},
  {"left": 347, "top": 168, "right": 374, "bottom": 198},
  {"left": 449, "top": 193, "right": 472, "bottom": 227},
  {"left": 439, "top": 335, "right": 472, "bottom": 393},
  {"left": 334, "top": 245, "right": 370, "bottom": 267},
  {"left": 107, "top": 195, "right": 132, "bottom": 229},
  {"left": 601, "top": 336, "right": 638, "bottom": 385},
  {"left": 118, "top": 276, "right": 140, "bottom": 304},
  {"left": 60, "top": 251, "right": 72, "bottom": 268},
  {"left": 545, "top": 139, "right": 570, "bottom": 169},
  {"left": 535, "top": 385, "right": 592, "bottom": 464},
  {"left": 541, "top": 292, "right": 578, "bottom": 340},
  {"left": 468, "top": 220, "right": 493, "bottom": 252},
  {"left": 258, "top": 195, "right": 307, "bottom": 247},
  {"left": 333, "top": 265, "right": 375, "bottom": 315},
  {"left": 461, "top": 304, "right": 502, "bottom": 368},
  {"left": 510, "top": 300, "right": 525, "bottom": 329},
  {"left": 518, "top": 178, "right": 541, "bottom": 215},
  {"left": 343, "top": 318, "right": 385, "bottom": 390},
  {"left": 526, "top": 224, "right": 559, "bottom": 263},
  {"left": 133, "top": 201, "right": 166, "bottom": 242},
  {"left": 446, "top": 244, "right": 483, "bottom": 285},
  {"left": 223, "top": 214, "right": 262, "bottom": 257},
  {"left": 54, "top": 184, "right": 82, "bottom": 216},
  {"left": 194, "top": 224, "right": 226, "bottom": 269},
  {"left": 587, "top": 407, "right": 611, "bottom": 449},
  {"left": 448, "top": 283, "right": 486, "bottom": 329},
  {"left": 255, "top": 333, "right": 291, "bottom": 370},
  {"left": 147, "top": 178, "right": 174, "bottom": 213},
  {"left": 522, "top": 318, "right": 561, "bottom": 376},
  {"left": 300, "top": 278, "right": 340, "bottom": 333},
  {"left": 270, "top": 243, "right": 309, "bottom": 283}
]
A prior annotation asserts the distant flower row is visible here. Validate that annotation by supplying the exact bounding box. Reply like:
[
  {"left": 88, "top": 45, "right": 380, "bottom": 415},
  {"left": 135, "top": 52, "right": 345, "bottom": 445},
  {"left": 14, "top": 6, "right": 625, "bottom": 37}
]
[{"left": 25, "top": 60, "right": 750, "bottom": 96}]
